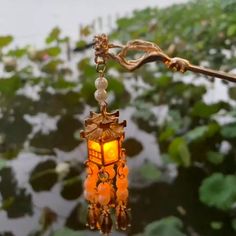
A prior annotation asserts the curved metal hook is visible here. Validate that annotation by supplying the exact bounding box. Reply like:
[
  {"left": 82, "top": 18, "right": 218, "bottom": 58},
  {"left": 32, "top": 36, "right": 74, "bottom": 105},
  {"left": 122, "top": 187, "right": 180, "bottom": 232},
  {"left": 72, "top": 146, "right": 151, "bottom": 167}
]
[{"left": 94, "top": 34, "right": 236, "bottom": 83}]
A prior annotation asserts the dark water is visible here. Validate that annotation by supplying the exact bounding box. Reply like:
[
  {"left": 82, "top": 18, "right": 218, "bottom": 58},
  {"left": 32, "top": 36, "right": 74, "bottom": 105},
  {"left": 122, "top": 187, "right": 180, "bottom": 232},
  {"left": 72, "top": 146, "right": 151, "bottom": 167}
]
[{"left": 0, "top": 100, "right": 234, "bottom": 236}]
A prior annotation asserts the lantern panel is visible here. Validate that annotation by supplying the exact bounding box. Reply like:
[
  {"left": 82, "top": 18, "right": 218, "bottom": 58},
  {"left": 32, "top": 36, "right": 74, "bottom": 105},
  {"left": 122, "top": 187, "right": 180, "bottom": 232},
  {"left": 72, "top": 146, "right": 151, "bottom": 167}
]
[
  {"left": 103, "top": 140, "right": 119, "bottom": 164},
  {"left": 88, "top": 140, "right": 102, "bottom": 165}
]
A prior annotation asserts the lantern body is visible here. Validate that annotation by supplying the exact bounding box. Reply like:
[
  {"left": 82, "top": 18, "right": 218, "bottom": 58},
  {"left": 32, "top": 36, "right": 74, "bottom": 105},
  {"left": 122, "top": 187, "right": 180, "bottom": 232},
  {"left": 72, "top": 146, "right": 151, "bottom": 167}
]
[
  {"left": 87, "top": 139, "right": 120, "bottom": 166},
  {"left": 80, "top": 109, "right": 129, "bottom": 235}
]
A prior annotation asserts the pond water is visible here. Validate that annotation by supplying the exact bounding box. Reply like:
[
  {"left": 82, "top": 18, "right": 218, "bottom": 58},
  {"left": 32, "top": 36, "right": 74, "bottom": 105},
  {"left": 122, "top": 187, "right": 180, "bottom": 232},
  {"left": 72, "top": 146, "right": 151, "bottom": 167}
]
[{"left": 0, "top": 1, "right": 236, "bottom": 236}]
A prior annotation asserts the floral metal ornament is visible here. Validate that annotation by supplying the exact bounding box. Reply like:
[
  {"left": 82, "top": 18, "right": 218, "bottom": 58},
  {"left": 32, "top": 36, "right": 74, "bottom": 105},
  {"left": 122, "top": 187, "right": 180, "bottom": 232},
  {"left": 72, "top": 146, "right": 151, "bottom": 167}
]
[
  {"left": 80, "top": 34, "right": 130, "bottom": 235},
  {"left": 92, "top": 34, "right": 236, "bottom": 83}
]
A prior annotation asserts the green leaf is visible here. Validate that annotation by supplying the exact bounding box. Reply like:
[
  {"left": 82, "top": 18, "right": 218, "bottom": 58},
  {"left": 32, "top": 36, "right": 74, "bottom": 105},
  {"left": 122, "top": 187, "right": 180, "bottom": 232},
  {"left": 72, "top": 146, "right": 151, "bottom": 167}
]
[
  {"left": 123, "top": 138, "right": 143, "bottom": 157},
  {"left": 191, "top": 101, "right": 227, "bottom": 118},
  {"left": 46, "top": 47, "right": 61, "bottom": 57},
  {"left": 139, "top": 162, "right": 161, "bottom": 182},
  {"left": 228, "top": 87, "right": 236, "bottom": 100},
  {"left": 0, "top": 159, "right": 7, "bottom": 170},
  {"left": 29, "top": 160, "right": 58, "bottom": 192},
  {"left": 221, "top": 123, "right": 236, "bottom": 138},
  {"left": 143, "top": 216, "right": 186, "bottom": 236},
  {"left": 232, "top": 218, "right": 236, "bottom": 231},
  {"left": 227, "top": 25, "right": 236, "bottom": 37},
  {"left": 41, "top": 59, "right": 63, "bottom": 74},
  {"left": 8, "top": 48, "right": 27, "bottom": 58},
  {"left": 185, "top": 125, "right": 208, "bottom": 142},
  {"left": 108, "top": 78, "right": 125, "bottom": 95},
  {"left": 0, "top": 76, "right": 21, "bottom": 96},
  {"left": 199, "top": 173, "right": 236, "bottom": 210},
  {"left": 46, "top": 27, "right": 61, "bottom": 44},
  {"left": 51, "top": 228, "right": 84, "bottom": 236},
  {"left": 76, "top": 40, "right": 87, "bottom": 48},
  {"left": 211, "top": 221, "right": 223, "bottom": 230},
  {"left": 207, "top": 151, "right": 224, "bottom": 165},
  {"left": 0, "top": 197, "right": 14, "bottom": 210},
  {"left": 159, "top": 128, "right": 175, "bottom": 142},
  {"left": 168, "top": 137, "right": 191, "bottom": 167},
  {"left": 0, "top": 35, "right": 13, "bottom": 48}
]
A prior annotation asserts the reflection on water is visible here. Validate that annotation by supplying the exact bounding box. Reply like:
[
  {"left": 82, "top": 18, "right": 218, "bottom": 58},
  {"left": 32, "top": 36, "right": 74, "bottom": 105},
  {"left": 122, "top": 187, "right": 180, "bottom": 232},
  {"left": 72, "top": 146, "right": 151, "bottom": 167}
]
[{"left": 0, "top": 101, "right": 234, "bottom": 236}]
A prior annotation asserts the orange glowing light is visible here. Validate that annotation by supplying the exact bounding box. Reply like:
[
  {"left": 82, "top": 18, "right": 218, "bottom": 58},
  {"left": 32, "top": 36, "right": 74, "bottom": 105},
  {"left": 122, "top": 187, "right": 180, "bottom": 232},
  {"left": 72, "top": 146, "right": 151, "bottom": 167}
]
[
  {"left": 103, "top": 140, "right": 118, "bottom": 164},
  {"left": 88, "top": 139, "right": 119, "bottom": 165}
]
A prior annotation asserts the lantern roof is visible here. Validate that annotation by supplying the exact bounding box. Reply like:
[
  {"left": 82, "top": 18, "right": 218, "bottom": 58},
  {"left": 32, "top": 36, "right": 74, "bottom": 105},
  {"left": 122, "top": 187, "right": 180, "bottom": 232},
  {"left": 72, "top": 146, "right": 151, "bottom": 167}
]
[{"left": 80, "top": 109, "right": 126, "bottom": 142}]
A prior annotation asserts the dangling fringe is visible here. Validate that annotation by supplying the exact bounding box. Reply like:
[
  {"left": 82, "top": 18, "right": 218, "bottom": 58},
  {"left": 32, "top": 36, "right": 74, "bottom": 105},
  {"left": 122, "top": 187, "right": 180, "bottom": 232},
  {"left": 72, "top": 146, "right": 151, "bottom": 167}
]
[{"left": 83, "top": 156, "right": 130, "bottom": 235}]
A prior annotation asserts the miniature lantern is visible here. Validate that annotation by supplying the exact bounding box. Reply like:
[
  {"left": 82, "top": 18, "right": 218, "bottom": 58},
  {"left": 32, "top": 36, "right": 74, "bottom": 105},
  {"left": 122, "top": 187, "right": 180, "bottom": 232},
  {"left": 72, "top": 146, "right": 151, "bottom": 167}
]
[
  {"left": 80, "top": 107, "right": 130, "bottom": 235},
  {"left": 81, "top": 110, "right": 126, "bottom": 166},
  {"left": 80, "top": 34, "right": 130, "bottom": 235}
]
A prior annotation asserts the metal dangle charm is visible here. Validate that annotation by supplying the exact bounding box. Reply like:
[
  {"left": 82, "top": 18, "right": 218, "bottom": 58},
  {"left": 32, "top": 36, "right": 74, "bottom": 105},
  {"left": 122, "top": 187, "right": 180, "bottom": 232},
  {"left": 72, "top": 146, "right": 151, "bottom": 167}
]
[{"left": 80, "top": 34, "right": 130, "bottom": 235}]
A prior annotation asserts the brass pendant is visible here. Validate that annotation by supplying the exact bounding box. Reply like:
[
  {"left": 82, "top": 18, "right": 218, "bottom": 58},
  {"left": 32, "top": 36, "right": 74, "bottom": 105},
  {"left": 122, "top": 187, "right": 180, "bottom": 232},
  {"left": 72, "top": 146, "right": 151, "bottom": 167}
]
[{"left": 80, "top": 35, "right": 130, "bottom": 235}]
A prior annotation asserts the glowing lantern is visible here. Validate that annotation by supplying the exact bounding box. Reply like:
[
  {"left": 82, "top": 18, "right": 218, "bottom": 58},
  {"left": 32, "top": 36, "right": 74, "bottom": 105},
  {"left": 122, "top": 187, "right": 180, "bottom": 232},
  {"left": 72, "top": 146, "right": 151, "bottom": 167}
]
[
  {"left": 81, "top": 110, "right": 125, "bottom": 166},
  {"left": 80, "top": 107, "right": 130, "bottom": 235}
]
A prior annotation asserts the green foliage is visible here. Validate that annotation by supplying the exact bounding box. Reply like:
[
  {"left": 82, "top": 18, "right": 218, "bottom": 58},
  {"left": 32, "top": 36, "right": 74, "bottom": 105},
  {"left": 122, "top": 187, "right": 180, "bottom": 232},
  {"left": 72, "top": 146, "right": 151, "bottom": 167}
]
[
  {"left": 51, "top": 228, "right": 84, "bottom": 236},
  {"left": 141, "top": 216, "right": 186, "bottom": 236},
  {"left": 221, "top": 122, "right": 236, "bottom": 138},
  {"left": 29, "top": 160, "right": 58, "bottom": 192},
  {"left": 211, "top": 221, "right": 223, "bottom": 230},
  {"left": 0, "top": 36, "right": 13, "bottom": 48},
  {"left": 207, "top": 151, "right": 224, "bottom": 165},
  {"left": 0, "top": 159, "right": 7, "bottom": 170},
  {"left": 168, "top": 137, "right": 191, "bottom": 167},
  {"left": 199, "top": 173, "right": 236, "bottom": 210},
  {"left": 139, "top": 162, "right": 161, "bottom": 182},
  {"left": 46, "top": 27, "right": 61, "bottom": 44},
  {"left": 0, "top": 0, "right": 236, "bottom": 235}
]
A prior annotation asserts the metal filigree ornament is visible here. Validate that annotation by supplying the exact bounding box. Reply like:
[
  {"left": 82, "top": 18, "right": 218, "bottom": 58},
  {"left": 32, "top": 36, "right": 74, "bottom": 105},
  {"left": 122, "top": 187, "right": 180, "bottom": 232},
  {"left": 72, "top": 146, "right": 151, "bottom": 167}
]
[{"left": 80, "top": 34, "right": 130, "bottom": 235}]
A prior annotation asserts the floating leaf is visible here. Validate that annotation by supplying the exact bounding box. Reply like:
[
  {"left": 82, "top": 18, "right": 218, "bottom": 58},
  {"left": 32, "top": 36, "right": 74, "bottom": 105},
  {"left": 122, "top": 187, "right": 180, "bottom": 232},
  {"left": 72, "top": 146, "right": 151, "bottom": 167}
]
[
  {"left": 139, "top": 162, "right": 161, "bottom": 182},
  {"left": 123, "top": 138, "right": 143, "bottom": 157},
  {"left": 168, "top": 137, "right": 191, "bottom": 167},
  {"left": 211, "top": 221, "right": 223, "bottom": 230},
  {"left": 227, "top": 25, "right": 236, "bottom": 37},
  {"left": 199, "top": 173, "right": 236, "bottom": 210},
  {"left": 29, "top": 160, "right": 58, "bottom": 192},
  {"left": 207, "top": 151, "right": 224, "bottom": 165},
  {"left": 51, "top": 228, "right": 84, "bottom": 236},
  {"left": 232, "top": 219, "right": 236, "bottom": 231},
  {"left": 228, "top": 87, "right": 236, "bottom": 100},
  {"left": 0, "top": 76, "right": 21, "bottom": 96},
  {"left": 191, "top": 101, "right": 228, "bottom": 118},
  {"left": 185, "top": 125, "right": 208, "bottom": 142},
  {"left": 143, "top": 216, "right": 186, "bottom": 236},
  {"left": 60, "top": 177, "right": 83, "bottom": 200},
  {"left": 221, "top": 123, "right": 236, "bottom": 139},
  {"left": 0, "top": 159, "right": 7, "bottom": 170}
]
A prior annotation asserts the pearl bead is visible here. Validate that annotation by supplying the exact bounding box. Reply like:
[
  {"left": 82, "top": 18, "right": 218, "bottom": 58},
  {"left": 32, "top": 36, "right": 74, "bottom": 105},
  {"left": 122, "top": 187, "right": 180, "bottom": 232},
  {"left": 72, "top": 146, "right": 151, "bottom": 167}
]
[
  {"left": 98, "top": 182, "right": 111, "bottom": 193},
  {"left": 84, "top": 189, "right": 97, "bottom": 202},
  {"left": 95, "top": 77, "right": 108, "bottom": 90},
  {"left": 116, "top": 189, "right": 128, "bottom": 201},
  {"left": 98, "top": 194, "right": 110, "bottom": 205},
  {"left": 94, "top": 89, "right": 107, "bottom": 102},
  {"left": 116, "top": 178, "right": 128, "bottom": 189}
]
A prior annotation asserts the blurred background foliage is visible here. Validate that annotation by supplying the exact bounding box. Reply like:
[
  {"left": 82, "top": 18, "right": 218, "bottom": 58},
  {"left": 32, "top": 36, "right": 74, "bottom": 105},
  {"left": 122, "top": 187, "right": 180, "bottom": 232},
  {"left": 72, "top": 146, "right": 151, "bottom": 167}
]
[{"left": 0, "top": 0, "right": 236, "bottom": 235}]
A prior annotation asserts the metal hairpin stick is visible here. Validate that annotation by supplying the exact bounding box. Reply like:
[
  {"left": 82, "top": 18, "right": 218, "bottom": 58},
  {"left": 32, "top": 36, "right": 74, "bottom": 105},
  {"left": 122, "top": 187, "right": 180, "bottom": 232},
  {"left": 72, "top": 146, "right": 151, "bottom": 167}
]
[{"left": 94, "top": 34, "right": 236, "bottom": 83}]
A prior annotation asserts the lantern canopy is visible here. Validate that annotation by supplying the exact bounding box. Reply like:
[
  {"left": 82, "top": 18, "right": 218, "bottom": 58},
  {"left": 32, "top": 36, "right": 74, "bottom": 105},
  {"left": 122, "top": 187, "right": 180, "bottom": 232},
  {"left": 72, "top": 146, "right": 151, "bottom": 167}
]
[{"left": 80, "top": 109, "right": 126, "bottom": 166}]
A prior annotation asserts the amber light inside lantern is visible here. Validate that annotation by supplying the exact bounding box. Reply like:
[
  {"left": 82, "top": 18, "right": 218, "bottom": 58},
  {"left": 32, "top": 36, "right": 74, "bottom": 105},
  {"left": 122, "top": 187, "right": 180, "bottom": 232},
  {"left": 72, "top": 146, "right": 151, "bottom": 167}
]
[{"left": 88, "top": 139, "right": 119, "bottom": 166}]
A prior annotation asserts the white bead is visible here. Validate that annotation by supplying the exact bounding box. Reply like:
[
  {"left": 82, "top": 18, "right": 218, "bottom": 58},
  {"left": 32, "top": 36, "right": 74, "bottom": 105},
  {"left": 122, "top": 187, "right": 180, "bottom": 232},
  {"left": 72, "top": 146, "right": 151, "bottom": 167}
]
[
  {"left": 94, "top": 89, "right": 107, "bottom": 102},
  {"left": 95, "top": 77, "right": 108, "bottom": 90}
]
